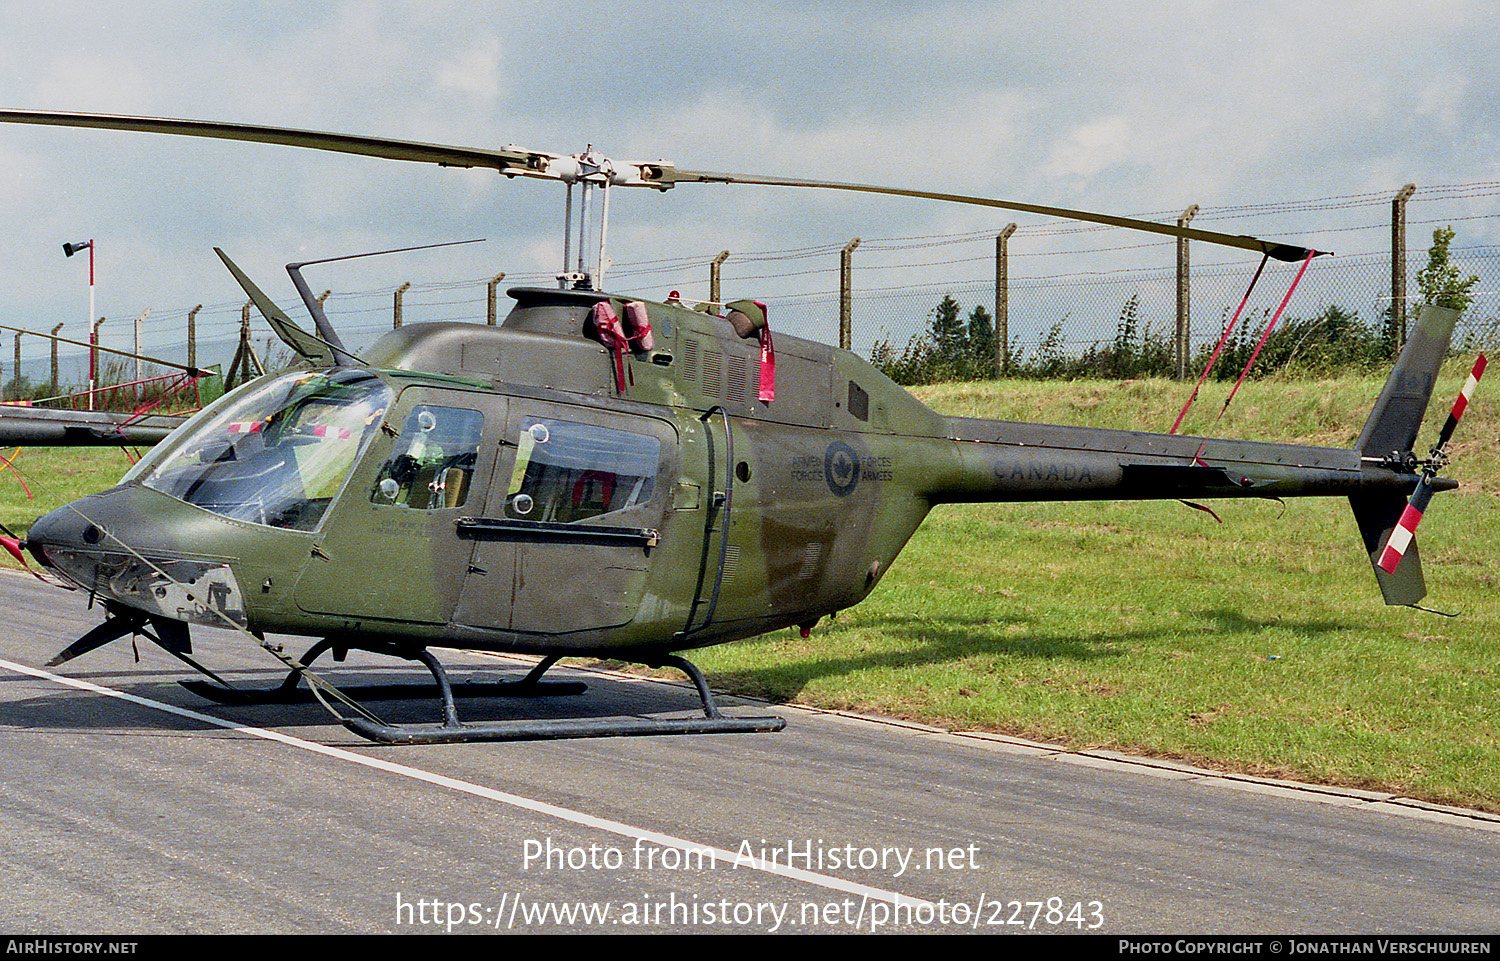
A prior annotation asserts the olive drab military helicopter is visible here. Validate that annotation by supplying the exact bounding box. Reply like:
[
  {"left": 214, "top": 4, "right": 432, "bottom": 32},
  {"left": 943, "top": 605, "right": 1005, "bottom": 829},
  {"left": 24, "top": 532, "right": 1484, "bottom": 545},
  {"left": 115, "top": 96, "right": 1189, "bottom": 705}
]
[{"left": 0, "top": 109, "right": 1485, "bottom": 745}]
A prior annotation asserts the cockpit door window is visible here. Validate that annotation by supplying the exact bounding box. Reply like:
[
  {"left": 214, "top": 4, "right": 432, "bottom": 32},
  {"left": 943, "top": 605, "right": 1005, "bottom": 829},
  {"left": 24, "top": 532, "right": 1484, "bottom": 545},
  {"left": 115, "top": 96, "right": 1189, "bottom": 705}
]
[{"left": 370, "top": 405, "right": 484, "bottom": 510}]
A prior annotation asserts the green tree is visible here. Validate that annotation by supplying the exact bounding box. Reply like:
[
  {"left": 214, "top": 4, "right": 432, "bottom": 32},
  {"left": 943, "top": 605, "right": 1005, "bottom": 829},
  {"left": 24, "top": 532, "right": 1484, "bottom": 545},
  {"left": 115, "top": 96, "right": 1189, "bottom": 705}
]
[
  {"left": 928, "top": 294, "right": 967, "bottom": 371},
  {"left": 870, "top": 295, "right": 996, "bottom": 384},
  {"left": 1415, "top": 226, "right": 1480, "bottom": 314},
  {"left": 966, "top": 304, "right": 995, "bottom": 377}
]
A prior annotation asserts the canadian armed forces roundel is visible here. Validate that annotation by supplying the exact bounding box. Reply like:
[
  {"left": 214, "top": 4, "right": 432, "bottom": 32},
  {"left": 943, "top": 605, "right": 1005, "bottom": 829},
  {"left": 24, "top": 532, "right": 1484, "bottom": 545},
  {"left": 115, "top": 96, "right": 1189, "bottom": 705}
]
[{"left": 824, "top": 441, "right": 859, "bottom": 496}]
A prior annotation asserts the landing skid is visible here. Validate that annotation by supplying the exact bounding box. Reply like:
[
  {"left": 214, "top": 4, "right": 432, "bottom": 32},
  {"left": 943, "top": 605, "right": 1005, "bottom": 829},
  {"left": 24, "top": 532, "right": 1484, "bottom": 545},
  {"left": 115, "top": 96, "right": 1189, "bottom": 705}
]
[{"left": 185, "top": 639, "right": 786, "bottom": 744}]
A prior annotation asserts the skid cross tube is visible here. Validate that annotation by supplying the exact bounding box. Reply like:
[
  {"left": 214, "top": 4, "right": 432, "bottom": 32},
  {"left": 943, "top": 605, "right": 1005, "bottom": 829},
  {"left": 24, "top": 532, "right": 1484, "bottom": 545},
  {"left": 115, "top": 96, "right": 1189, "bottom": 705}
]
[{"left": 180, "top": 640, "right": 587, "bottom": 706}]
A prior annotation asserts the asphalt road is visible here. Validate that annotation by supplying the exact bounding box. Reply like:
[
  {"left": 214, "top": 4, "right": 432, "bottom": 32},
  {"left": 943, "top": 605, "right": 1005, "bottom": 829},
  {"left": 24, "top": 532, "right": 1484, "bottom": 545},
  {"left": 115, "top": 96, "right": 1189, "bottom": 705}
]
[{"left": 0, "top": 570, "right": 1493, "bottom": 935}]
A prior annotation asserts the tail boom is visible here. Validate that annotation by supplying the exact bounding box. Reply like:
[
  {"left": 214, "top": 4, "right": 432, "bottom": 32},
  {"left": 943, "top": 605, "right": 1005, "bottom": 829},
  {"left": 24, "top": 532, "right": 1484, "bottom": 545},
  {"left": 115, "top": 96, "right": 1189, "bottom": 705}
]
[{"left": 926, "top": 420, "right": 1419, "bottom": 505}]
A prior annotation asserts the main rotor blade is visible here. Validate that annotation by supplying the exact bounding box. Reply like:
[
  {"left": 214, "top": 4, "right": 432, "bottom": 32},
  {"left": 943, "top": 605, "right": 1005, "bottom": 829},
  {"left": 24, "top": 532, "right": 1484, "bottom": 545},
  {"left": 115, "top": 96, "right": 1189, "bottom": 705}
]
[
  {"left": 663, "top": 169, "right": 1320, "bottom": 262},
  {"left": 0, "top": 322, "right": 200, "bottom": 374},
  {"left": 0, "top": 109, "right": 551, "bottom": 176},
  {"left": 0, "top": 109, "right": 1318, "bottom": 259}
]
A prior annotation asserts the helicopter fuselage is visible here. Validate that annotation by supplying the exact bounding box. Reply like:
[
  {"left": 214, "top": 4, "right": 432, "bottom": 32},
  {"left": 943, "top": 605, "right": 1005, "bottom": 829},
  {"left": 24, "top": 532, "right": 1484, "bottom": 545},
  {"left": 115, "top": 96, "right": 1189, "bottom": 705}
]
[
  {"left": 24, "top": 288, "right": 950, "bottom": 658},
  {"left": 23, "top": 286, "right": 1436, "bottom": 662}
]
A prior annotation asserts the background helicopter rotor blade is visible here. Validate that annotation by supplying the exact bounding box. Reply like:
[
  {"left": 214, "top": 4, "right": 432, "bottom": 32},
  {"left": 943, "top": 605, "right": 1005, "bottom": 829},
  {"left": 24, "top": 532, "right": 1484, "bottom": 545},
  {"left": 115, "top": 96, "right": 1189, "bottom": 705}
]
[
  {"left": 0, "top": 109, "right": 1318, "bottom": 260},
  {"left": 1376, "top": 353, "right": 1487, "bottom": 575},
  {"left": 660, "top": 168, "right": 1321, "bottom": 262}
]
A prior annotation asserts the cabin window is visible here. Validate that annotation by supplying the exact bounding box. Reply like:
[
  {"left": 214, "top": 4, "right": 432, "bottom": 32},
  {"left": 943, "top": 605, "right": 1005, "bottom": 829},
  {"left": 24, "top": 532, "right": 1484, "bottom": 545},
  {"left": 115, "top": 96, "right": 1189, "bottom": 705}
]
[
  {"left": 504, "top": 418, "right": 659, "bottom": 523},
  {"left": 370, "top": 405, "right": 484, "bottom": 509}
]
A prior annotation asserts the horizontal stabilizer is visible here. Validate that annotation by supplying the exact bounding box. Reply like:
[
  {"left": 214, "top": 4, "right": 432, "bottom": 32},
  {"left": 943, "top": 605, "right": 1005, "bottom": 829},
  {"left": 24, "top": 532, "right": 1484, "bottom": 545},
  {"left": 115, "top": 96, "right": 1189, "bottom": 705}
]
[{"left": 1119, "top": 463, "right": 1241, "bottom": 493}]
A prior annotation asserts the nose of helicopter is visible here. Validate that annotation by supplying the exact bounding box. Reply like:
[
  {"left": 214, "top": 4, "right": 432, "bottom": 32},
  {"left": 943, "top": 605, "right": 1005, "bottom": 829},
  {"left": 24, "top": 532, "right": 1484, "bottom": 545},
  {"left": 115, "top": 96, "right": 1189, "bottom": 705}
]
[
  {"left": 25, "top": 494, "right": 117, "bottom": 567},
  {"left": 24, "top": 485, "right": 251, "bottom": 629}
]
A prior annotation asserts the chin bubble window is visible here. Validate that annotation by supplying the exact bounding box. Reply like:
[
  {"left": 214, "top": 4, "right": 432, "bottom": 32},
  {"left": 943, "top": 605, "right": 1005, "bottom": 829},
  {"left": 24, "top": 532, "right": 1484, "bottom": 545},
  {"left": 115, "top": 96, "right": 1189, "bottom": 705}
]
[
  {"left": 370, "top": 405, "right": 484, "bottom": 509},
  {"left": 504, "top": 418, "right": 659, "bottom": 523}
]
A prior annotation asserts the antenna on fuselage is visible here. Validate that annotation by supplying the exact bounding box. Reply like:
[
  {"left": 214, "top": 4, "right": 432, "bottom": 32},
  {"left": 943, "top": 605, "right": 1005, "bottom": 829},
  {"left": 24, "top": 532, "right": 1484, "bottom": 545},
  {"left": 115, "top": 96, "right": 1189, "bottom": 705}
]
[{"left": 282, "top": 238, "right": 486, "bottom": 364}]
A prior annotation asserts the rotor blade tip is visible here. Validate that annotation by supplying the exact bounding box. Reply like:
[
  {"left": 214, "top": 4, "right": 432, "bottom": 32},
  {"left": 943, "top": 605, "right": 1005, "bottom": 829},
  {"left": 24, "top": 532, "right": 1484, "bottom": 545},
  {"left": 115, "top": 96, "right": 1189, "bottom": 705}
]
[{"left": 1268, "top": 244, "right": 1327, "bottom": 262}]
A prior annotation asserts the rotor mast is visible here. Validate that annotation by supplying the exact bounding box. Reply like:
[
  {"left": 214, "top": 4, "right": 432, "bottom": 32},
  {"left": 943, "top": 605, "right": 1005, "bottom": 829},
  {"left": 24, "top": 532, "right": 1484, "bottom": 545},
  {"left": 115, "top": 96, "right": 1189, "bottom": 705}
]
[{"left": 554, "top": 146, "right": 619, "bottom": 290}]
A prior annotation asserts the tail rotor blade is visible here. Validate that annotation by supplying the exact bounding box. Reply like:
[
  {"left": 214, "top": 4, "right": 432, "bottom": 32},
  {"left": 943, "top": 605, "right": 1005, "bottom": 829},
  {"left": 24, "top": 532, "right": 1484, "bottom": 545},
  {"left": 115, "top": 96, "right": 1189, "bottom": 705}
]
[
  {"left": 1376, "top": 477, "right": 1434, "bottom": 575},
  {"left": 1376, "top": 354, "right": 1486, "bottom": 576},
  {"left": 1434, "top": 354, "right": 1487, "bottom": 450}
]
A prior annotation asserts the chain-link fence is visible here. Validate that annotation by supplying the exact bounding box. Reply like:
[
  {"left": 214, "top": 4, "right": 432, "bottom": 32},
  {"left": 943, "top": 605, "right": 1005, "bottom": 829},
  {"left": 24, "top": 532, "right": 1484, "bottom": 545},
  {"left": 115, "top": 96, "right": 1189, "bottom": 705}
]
[
  {"left": 839, "top": 184, "right": 1500, "bottom": 371},
  {"left": 842, "top": 246, "right": 1500, "bottom": 372},
  {"left": 6, "top": 182, "right": 1497, "bottom": 399}
]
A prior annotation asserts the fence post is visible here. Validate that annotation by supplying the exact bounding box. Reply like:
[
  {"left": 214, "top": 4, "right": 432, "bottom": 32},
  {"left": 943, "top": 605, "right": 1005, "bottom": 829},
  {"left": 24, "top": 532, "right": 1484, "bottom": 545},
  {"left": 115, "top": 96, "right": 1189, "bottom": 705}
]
[
  {"left": 188, "top": 304, "right": 201, "bottom": 371},
  {"left": 10, "top": 333, "right": 17, "bottom": 401},
  {"left": 50, "top": 323, "right": 62, "bottom": 398},
  {"left": 226, "top": 304, "right": 251, "bottom": 390},
  {"left": 486, "top": 272, "right": 506, "bottom": 325},
  {"left": 709, "top": 250, "right": 729, "bottom": 304},
  {"left": 132, "top": 307, "right": 151, "bottom": 396},
  {"left": 1391, "top": 183, "right": 1417, "bottom": 352},
  {"left": 91, "top": 317, "right": 104, "bottom": 410},
  {"left": 394, "top": 282, "right": 411, "bottom": 329},
  {"left": 1175, "top": 204, "right": 1199, "bottom": 380},
  {"left": 995, "top": 224, "right": 1018, "bottom": 375},
  {"left": 840, "top": 238, "right": 860, "bottom": 351}
]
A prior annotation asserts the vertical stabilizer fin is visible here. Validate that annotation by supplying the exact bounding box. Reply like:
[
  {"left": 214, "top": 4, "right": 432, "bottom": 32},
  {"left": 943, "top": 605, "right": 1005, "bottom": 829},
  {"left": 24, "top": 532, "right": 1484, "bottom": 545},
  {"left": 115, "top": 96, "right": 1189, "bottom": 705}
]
[
  {"left": 1356, "top": 304, "right": 1458, "bottom": 455},
  {"left": 1349, "top": 492, "right": 1426, "bottom": 606}
]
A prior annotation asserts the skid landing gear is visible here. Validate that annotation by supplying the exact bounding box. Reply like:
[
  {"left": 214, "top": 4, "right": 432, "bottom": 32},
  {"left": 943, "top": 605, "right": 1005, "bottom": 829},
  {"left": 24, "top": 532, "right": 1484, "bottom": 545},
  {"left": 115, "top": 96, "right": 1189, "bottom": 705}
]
[
  {"left": 180, "top": 639, "right": 587, "bottom": 705},
  {"left": 185, "top": 639, "right": 786, "bottom": 744}
]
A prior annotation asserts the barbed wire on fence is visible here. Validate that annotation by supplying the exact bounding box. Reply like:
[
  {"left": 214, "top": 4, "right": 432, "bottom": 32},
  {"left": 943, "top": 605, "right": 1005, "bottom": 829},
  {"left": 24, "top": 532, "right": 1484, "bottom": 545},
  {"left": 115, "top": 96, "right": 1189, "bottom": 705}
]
[{"left": 6, "top": 182, "right": 1499, "bottom": 397}]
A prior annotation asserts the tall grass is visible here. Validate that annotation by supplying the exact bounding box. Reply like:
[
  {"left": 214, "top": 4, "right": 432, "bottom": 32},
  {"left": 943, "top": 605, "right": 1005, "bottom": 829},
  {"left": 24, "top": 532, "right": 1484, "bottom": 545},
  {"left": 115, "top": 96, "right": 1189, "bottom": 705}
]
[{"left": 872, "top": 296, "right": 1483, "bottom": 386}]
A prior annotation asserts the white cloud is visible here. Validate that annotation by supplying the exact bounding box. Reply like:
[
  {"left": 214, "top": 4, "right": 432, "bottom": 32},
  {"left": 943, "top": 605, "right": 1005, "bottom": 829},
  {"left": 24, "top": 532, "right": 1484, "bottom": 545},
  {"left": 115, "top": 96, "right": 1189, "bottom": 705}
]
[
  {"left": 434, "top": 37, "right": 504, "bottom": 105},
  {"left": 1040, "top": 115, "right": 1138, "bottom": 185},
  {"left": 1415, "top": 77, "right": 1469, "bottom": 132}
]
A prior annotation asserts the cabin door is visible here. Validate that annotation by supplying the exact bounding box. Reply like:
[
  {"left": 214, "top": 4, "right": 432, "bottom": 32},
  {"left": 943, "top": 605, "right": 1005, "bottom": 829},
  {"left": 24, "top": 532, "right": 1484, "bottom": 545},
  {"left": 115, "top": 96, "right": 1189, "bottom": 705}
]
[
  {"left": 293, "top": 387, "right": 497, "bottom": 625},
  {"left": 453, "top": 400, "right": 673, "bottom": 636}
]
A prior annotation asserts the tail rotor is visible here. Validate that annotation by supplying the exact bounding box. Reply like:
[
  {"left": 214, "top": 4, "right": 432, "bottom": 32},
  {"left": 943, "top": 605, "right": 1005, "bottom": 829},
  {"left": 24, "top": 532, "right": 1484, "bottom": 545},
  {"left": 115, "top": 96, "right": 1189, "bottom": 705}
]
[{"left": 1377, "top": 354, "right": 1487, "bottom": 576}]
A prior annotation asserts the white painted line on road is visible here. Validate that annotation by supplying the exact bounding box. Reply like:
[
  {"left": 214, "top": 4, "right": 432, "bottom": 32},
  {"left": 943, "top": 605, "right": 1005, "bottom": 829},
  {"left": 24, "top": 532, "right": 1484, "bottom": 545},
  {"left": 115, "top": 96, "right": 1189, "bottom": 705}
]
[{"left": 0, "top": 655, "right": 935, "bottom": 910}]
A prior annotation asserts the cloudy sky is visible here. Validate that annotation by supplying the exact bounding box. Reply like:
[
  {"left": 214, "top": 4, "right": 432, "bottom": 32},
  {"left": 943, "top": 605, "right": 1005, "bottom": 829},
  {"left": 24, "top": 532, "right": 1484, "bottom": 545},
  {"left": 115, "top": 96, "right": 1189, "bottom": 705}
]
[{"left": 0, "top": 0, "right": 1496, "bottom": 371}]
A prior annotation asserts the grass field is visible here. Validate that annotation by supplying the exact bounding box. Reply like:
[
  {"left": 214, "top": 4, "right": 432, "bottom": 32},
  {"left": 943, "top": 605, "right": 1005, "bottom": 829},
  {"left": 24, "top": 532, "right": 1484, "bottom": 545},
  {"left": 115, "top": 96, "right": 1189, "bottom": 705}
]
[
  {"left": 0, "top": 364, "right": 1495, "bottom": 809},
  {"left": 691, "top": 362, "right": 1500, "bottom": 811}
]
